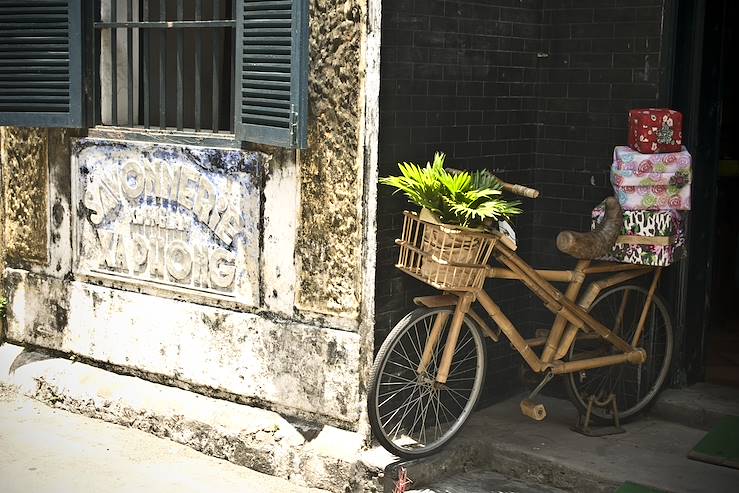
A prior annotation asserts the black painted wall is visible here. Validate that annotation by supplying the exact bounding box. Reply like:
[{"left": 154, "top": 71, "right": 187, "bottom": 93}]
[{"left": 376, "top": 0, "right": 673, "bottom": 401}]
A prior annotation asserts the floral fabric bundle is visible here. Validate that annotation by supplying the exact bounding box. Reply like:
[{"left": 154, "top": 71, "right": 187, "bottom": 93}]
[{"left": 610, "top": 145, "right": 691, "bottom": 210}]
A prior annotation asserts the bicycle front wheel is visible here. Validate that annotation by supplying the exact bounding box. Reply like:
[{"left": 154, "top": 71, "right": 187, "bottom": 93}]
[
  {"left": 565, "top": 284, "right": 673, "bottom": 423},
  {"left": 368, "top": 307, "right": 486, "bottom": 458}
]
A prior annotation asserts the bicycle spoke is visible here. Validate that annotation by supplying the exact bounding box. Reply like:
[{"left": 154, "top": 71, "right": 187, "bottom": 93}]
[
  {"left": 419, "top": 389, "right": 435, "bottom": 444},
  {"left": 406, "top": 387, "right": 432, "bottom": 440},
  {"left": 370, "top": 308, "right": 487, "bottom": 457},
  {"left": 386, "top": 358, "right": 418, "bottom": 373},
  {"left": 378, "top": 380, "right": 417, "bottom": 406},
  {"left": 381, "top": 385, "right": 420, "bottom": 428},
  {"left": 390, "top": 346, "right": 421, "bottom": 371},
  {"left": 381, "top": 372, "right": 416, "bottom": 384}
]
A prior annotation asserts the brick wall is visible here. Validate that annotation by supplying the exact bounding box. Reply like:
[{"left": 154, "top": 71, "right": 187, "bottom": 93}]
[
  {"left": 527, "top": 0, "right": 670, "bottom": 328},
  {"left": 377, "top": 0, "right": 545, "bottom": 402},
  {"left": 376, "top": 0, "right": 672, "bottom": 401}
]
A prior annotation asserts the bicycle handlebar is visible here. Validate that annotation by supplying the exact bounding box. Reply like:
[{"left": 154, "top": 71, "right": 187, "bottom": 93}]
[{"left": 500, "top": 182, "right": 540, "bottom": 199}]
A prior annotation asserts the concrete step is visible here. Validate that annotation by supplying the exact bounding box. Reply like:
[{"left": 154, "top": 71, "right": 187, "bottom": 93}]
[
  {"left": 406, "top": 469, "right": 568, "bottom": 493},
  {"left": 0, "top": 343, "right": 391, "bottom": 493},
  {"left": 649, "top": 383, "right": 739, "bottom": 431},
  {"left": 388, "top": 392, "right": 739, "bottom": 493}
]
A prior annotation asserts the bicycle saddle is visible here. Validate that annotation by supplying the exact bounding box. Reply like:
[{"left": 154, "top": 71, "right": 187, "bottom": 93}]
[{"left": 555, "top": 197, "right": 623, "bottom": 259}]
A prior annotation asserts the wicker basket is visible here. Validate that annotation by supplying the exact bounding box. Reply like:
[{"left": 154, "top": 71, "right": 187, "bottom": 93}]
[{"left": 395, "top": 210, "right": 499, "bottom": 291}]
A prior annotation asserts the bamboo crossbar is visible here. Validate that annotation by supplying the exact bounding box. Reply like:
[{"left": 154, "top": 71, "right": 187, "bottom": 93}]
[
  {"left": 476, "top": 291, "right": 547, "bottom": 372},
  {"left": 495, "top": 244, "right": 635, "bottom": 354},
  {"left": 525, "top": 332, "right": 601, "bottom": 348},
  {"left": 467, "top": 308, "right": 500, "bottom": 342},
  {"left": 551, "top": 349, "right": 646, "bottom": 375},
  {"left": 487, "top": 267, "right": 577, "bottom": 282},
  {"left": 582, "top": 263, "right": 649, "bottom": 274}
]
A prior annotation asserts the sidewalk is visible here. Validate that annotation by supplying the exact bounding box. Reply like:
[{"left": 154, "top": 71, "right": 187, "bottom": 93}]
[
  {"left": 0, "top": 384, "right": 328, "bottom": 493},
  {"left": 391, "top": 392, "right": 739, "bottom": 493}
]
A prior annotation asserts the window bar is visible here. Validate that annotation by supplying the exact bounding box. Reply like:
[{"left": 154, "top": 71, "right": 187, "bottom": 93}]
[
  {"left": 212, "top": 0, "right": 221, "bottom": 133},
  {"left": 142, "top": 0, "right": 150, "bottom": 128},
  {"left": 127, "top": 0, "right": 134, "bottom": 126},
  {"left": 93, "top": 6, "right": 102, "bottom": 126},
  {"left": 110, "top": 0, "right": 118, "bottom": 125},
  {"left": 195, "top": 0, "right": 202, "bottom": 131},
  {"left": 176, "top": 1, "right": 184, "bottom": 130},
  {"left": 229, "top": 0, "right": 235, "bottom": 132},
  {"left": 159, "top": 0, "right": 166, "bottom": 129}
]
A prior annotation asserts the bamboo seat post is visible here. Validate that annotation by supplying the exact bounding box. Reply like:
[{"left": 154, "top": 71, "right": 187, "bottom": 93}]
[
  {"left": 632, "top": 267, "right": 663, "bottom": 346},
  {"left": 541, "top": 260, "right": 590, "bottom": 363},
  {"left": 435, "top": 292, "right": 475, "bottom": 384}
]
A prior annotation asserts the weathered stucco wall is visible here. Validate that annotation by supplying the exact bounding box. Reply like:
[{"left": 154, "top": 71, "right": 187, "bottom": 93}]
[
  {"left": 297, "top": 0, "right": 366, "bottom": 318},
  {"left": 0, "top": 0, "right": 378, "bottom": 439},
  {"left": 4, "top": 269, "right": 363, "bottom": 426},
  {"left": 0, "top": 128, "right": 49, "bottom": 265}
]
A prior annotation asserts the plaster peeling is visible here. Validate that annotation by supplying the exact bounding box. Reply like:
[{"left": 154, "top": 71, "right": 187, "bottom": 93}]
[{"left": 296, "top": 0, "right": 366, "bottom": 318}]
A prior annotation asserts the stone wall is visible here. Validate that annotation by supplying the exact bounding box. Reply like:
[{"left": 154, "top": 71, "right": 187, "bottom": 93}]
[
  {"left": 1, "top": 0, "right": 378, "bottom": 433},
  {"left": 1, "top": 128, "right": 49, "bottom": 265},
  {"left": 297, "top": 0, "right": 367, "bottom": 318}
]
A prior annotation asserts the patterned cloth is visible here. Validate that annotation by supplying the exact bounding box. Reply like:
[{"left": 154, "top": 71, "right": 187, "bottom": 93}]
[
  {"left": 592, "top": 202, "right": 687, "bottom": 266},
  {"left": 610, "top": 146, "right": 691, "bottom": 210}
]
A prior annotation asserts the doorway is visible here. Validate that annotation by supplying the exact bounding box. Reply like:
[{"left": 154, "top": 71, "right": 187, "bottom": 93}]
[
  {"left": 676, "top": 0, "right": 739, "bottom": 386},
  {"left": 706, "top": 0, "right": 739, "bottom": 386}
]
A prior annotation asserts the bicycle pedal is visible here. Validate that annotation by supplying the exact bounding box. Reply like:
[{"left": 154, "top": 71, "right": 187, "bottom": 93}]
[{"left": 520, "top": 399, "right": 547, "bottom": 421}]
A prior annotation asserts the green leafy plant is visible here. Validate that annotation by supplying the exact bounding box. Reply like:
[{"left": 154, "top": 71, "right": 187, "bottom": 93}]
[
  {"left": 380, "top": 152, "right": 522, "bottom": 228},
  {"left": 0, "top": 296, "right": 6, "bottom": 318}
]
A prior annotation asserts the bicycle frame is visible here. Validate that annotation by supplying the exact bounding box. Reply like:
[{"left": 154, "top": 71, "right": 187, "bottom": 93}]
[{"left": 415, "top": 241, "right": 663, "bottom": 385}]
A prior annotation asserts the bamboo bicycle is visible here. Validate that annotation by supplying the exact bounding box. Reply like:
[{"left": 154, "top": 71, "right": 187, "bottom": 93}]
[{"left": 368, "top": 186, "right": 673, "bottom": 459}]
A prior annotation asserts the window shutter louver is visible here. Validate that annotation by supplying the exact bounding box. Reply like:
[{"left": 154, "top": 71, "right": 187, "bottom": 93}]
[
  {"left": 235, "top": 0, "right": 308, "bottom": 148},
  {"left": 0, "top": 0, "right": 83, "bottom": 127}
]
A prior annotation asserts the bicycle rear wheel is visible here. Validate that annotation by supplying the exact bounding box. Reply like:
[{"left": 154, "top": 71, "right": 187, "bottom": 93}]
[
  {"left": 565, "top": 284, "right": 673, "bottom": 423},
  {"left": 368, "top": 307, "right": 486, "bottom": 458}
]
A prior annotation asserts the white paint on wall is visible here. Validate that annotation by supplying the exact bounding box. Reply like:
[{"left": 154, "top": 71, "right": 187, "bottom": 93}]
[
  {"left": 5, "top": 271, "right": 362, "bottom": 425},
  {"left": 262, "top": 152, "right": 299, "bottom": 316},
  {"left": 72, "top": 139, "right": 261, "bottom": 308}
]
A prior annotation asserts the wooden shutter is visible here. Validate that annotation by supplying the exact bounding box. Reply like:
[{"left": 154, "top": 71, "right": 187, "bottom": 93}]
[
  {"left": 235, "top": 0, "right": 308, "bottom": 148},
  {"left": 0, "top": 0, "right": 83, "bottom": 127}
]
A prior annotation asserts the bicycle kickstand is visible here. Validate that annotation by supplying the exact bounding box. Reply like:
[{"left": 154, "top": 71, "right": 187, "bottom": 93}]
[
  {"left": 520, "top": 371, "right": 554, "bottom": 421},
  {"left": 571, "top": 392, "right": 626, "bottom": 437}
]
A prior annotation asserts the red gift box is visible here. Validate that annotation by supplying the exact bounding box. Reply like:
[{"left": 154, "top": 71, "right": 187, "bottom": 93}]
[{"left": 628, "top": 108, "right": 683, "bottom": 154}]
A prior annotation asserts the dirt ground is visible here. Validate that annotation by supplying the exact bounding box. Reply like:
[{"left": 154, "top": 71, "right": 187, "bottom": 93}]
[{"left": 0, "top": 384, "right": 328, "bottom": 493}]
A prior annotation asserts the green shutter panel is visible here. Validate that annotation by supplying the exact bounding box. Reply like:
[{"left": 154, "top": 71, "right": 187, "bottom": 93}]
[
  {"left": 235, "top": 0, "right": 309, "bottom": 148},
  {"left": 0, "top": 0, "right": 83, "bottom": 127}
]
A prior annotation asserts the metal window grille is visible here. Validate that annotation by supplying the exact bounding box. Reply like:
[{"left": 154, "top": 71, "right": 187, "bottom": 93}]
[{"left": 93, "top": 0, "right": 235, "bottom": 134}]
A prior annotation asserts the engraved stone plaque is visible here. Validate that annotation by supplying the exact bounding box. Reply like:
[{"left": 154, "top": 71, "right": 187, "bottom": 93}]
[{"left": 72, "top": 139, "right": 261, "bottom": 307}]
